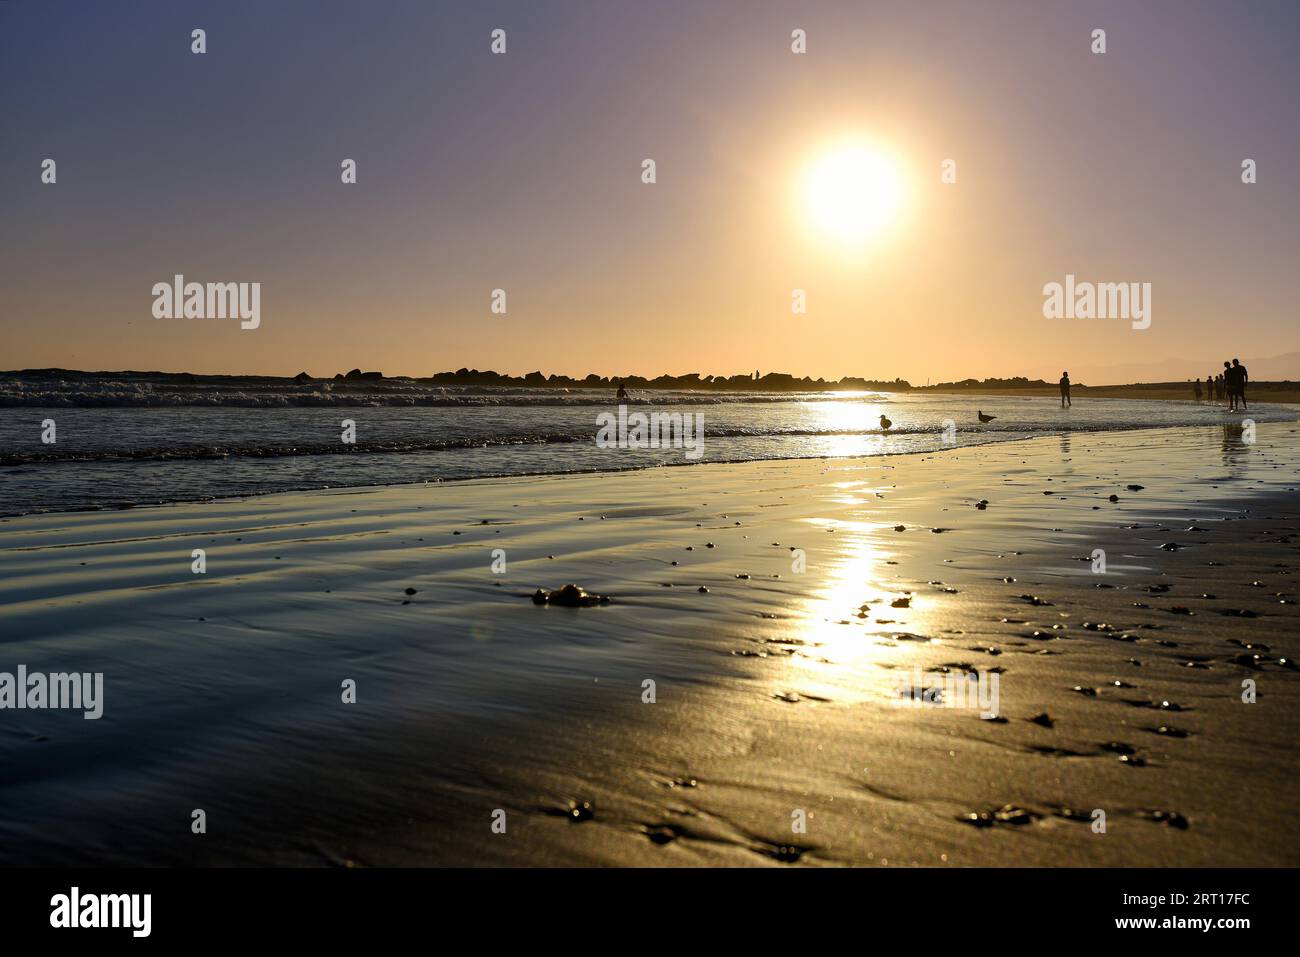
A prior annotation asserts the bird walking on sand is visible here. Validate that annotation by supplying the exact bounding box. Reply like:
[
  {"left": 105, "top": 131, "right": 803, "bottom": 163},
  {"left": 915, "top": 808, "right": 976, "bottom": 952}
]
[
  {"left": 879, "top": 414, "right": 892, "bottom": 431},
  {"left": 977, "top": 411, "right": 996, "bottom": 423}
]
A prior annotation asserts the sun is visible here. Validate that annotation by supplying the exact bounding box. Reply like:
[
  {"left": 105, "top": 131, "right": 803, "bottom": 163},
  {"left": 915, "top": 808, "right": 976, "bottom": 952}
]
[{"left": 802, "top": 142, "right": 906, "bottom": 246}]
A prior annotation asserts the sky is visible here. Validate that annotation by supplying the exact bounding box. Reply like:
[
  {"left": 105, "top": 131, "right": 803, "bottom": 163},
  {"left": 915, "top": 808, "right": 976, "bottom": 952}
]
[{"left": 2, "top": 0, "right": 1298, "bottom": 384}]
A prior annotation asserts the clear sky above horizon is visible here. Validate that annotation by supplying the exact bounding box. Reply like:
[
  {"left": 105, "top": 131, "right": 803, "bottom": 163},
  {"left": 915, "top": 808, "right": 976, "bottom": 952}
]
[{"left": 2, "top": 0, "right": 1298, "bottom": 384}]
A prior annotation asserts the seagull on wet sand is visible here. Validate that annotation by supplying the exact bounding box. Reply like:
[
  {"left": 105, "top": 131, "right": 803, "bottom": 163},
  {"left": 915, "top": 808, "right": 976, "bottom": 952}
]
[
  {"left": 879, "top": 414, "right": 892, "bottom": 431},
  {"left": 977, "top": 411, "right": 996, "bottom": 423}
]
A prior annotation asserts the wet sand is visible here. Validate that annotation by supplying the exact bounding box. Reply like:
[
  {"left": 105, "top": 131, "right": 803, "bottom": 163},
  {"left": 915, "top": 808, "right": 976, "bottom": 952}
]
[{"left": 1, "top": 423, "right": 1298, "bottom": 866}]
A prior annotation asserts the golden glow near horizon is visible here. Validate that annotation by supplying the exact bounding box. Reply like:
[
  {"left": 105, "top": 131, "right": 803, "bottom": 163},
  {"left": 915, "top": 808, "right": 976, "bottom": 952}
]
[{"left": 801, "top": 141, "right": 907, "bottom": 247}]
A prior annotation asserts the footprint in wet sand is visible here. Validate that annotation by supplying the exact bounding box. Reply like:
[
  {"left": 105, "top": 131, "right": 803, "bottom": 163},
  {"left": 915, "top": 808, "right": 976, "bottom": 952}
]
[
  {"left": 958, "top": 804, "right": 1040, "bottom": 827},
  {"left": 544, "top": 800, "right": 596, "bottom": 823},
  {"left": 1140, "top": 809, "right": 1189, "bottom": 829},
  {"left": 642, "top": 823, "right": 687, "bottom": 845}
]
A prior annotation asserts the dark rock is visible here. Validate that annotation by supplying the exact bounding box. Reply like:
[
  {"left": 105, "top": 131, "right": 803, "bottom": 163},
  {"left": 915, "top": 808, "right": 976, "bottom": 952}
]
[{"left": 533, "top": 584, "right": 610, "bottom": 607}]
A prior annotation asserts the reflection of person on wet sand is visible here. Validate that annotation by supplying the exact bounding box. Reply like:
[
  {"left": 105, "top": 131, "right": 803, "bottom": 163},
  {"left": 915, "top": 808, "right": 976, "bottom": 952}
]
[{"left": 1059, "top": 371, "right": 1071, "bottom": 408}]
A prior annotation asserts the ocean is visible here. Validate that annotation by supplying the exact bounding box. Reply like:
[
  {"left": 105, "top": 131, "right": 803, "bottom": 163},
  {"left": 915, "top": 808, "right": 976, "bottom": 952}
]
[{"left": 1, "top": 371, "right": 1295, "bottom": 516}]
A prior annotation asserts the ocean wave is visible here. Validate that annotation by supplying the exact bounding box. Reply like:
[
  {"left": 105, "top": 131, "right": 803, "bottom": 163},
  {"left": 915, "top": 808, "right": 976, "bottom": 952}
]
[
  {"left": 0, "top": 377, "right": 878, "bottom": 408},
  {"left": 0, "top": 420, "right": 1245, "bottom": 466}
]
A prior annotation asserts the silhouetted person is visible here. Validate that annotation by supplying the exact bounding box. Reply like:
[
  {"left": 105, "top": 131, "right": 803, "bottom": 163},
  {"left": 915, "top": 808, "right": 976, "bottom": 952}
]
[
  {"left": 1215, "top": 373, "right": 1224, "bottom": 404},
  {"left": 1059, "top": 371, "right": 1071, "bottom": 408},
  {"left": 1206, "top": 375, "right": 1215, "bottom": 402},
  {"left": 1193, "top": 379, "right": 1202, "bottom": 401},
  {"left": 616, "top": 381, "right": 628, "bottom": 402},
  {"left": 1233, "top": 358, "right": 1248, "bottom": 411},
  {"left": 1223, "top": 361, "right": 1236, "bottom": 411}
]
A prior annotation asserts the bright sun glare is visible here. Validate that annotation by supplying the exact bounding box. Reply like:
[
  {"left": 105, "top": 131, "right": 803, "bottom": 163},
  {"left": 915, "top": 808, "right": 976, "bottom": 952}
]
[{"left": 803, "top": 143, "right": 905, "bottom": 245}]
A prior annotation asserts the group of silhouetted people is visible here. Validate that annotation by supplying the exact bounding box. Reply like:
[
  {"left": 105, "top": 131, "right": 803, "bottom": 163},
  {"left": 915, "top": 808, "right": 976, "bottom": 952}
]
[{"left": 1195, "top": 358, "right": 1249, "bottom": 411}]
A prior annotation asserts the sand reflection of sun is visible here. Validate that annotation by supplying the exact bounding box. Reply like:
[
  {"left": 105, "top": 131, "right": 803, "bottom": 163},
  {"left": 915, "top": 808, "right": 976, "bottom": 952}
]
[{"left": 783, "top": 518, "right": 940, "bottom": 704}]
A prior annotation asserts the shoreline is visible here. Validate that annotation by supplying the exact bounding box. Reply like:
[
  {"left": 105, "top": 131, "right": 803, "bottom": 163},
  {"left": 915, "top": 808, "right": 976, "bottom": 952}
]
[{"left": 4, "top": 418, "right": 1298, "bottom": 520}]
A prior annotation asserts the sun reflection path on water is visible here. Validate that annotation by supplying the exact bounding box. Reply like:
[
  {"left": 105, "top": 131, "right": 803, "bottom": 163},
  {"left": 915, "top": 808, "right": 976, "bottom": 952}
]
[
  {"left": 796, "top": 396, "right": 942, "bottom": 459},
  {"left": 812, "top": 396, "right": 887, "bottom": 436}
]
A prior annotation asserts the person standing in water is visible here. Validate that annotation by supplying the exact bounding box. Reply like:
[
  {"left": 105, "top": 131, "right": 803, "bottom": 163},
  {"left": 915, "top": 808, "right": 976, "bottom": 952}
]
[
  {"left": 1193, "top": 378, "right": 1202, "bottom": 401},
  {"left": 1223, "top": 361, "right": 1236, "bottom": 411},
  {"left": 1059, "top": 371, "right": 1071, "bottom": 408},
  {"left": 1206, "top": 374, "right": 1216, "bottom": 402},
  {"left": 1232, "top": 358, "right": 1249, "bottom": 411}
]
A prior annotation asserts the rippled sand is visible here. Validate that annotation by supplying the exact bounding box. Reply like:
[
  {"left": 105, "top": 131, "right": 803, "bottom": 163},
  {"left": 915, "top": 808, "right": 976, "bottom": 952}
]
[{"left": 1, "top": 423, "right": 1298, "bottom": 866}]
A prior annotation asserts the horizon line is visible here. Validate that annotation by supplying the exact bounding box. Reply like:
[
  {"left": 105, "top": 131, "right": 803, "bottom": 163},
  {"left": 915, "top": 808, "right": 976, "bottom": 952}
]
[{"left": 5, "top": 366, "right": 1298, "bottom": 391}]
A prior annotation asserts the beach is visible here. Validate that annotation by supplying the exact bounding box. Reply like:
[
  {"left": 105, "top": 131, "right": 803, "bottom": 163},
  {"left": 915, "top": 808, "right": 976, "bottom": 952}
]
[{"left": 2, "top": 422, "right": 1299, "bottom": 867}]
